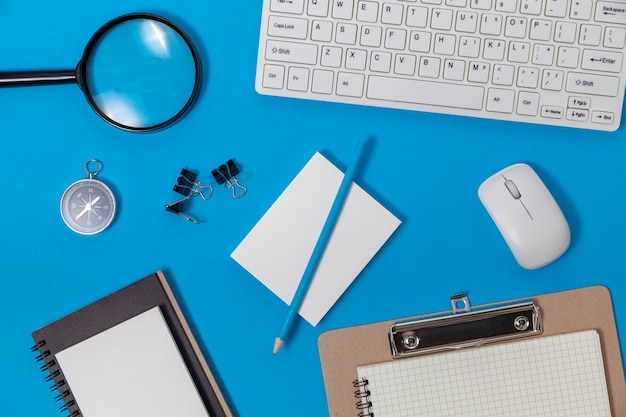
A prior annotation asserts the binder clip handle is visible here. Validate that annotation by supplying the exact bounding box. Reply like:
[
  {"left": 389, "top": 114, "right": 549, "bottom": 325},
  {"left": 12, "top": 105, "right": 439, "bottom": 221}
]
[
  {"left": 165, "top": 168, "right": 214, "bottom": 224},
  {"left": 174, "top": 169, "right": 214, "bottom": 200},
  {"left": 164, "top": 199, "right": 200, "bottom": 224},
  {"left": 212, "top": 159, "right": 247, "bottom": 199}
]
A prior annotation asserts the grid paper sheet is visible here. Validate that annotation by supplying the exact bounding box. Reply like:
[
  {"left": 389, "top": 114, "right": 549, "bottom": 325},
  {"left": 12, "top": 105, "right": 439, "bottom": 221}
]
[{"left": 357, "top": 330, "right": 611, "bottom": 417}]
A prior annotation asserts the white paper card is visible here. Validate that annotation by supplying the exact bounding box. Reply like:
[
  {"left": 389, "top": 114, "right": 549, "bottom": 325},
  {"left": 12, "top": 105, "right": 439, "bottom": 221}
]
[
  {"left": 56, "top": 307, "right": 210, "bottom": 417},
  {"left": 231, "top": 152, "right": 401, "bottom": 326}
]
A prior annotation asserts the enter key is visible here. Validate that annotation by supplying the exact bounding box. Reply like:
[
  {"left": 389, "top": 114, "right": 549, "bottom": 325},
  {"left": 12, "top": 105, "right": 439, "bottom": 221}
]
[{"left": 581, "top": 50, "right": 623, "bottom": 72}]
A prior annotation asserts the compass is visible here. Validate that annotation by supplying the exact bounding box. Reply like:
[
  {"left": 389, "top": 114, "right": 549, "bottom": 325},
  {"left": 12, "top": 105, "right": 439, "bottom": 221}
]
[{"left": 60, "top": 159, "right": 116, "bottom": 235}]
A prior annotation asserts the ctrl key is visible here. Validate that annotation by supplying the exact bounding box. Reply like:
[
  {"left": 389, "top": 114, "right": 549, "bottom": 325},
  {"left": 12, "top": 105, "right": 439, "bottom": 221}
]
[{"left": 262, "top": 64, "right": 285, "bottom": 89}]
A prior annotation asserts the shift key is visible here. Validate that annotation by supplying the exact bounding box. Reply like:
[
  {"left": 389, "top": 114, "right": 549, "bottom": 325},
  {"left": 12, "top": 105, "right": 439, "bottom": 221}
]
[
  {"left": 265, "top": 40, "right": 318, "bottom": 65},
  {"left": 566, "top": 72, "right": 620, "bottom": 96}
]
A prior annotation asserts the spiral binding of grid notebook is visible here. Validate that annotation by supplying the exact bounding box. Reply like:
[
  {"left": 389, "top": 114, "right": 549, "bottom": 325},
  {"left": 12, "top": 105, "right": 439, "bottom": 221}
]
[
  {"left": 353, "top": 377, "right": 374, "bottom": 417},
  {"left": 31, "top": 340, "right": 81, "bottom": 417}
]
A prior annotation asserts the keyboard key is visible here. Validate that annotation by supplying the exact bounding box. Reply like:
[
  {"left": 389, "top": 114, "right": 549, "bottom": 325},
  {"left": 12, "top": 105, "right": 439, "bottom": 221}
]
[
  {"left": 311, "top": 20, "right": 334, "bottom": 41},
  {"left": 287, "top": 67, "right": 310, "bottom": 91},
  {"left": 517, "top": 66, "right": 539, "bottom": 88},
  {"left": 409, "top": 31, "right": 432, "bottom": 52},
  {"left": 367, "top": 76, "right": 484, "bottom": 109},
  {"left": 385, "top": 28, "right": 408, "bottom": 49},
  {"left": 486, "top": 88, "right": 515, "bottom": 113},
  {"left": 443, "top": 59, "right": 466, "bottom": 80},
  {"left": 481, "top": 14, "right": 503, "bottom": 35},
  {"left": 336, "top": 23, "right": 358, "bottom": 44},
  {"left": 432, "top": 8, "right": 454, "bottom": 30},
  {"left": 321, "top": 46, "right": 343, "bottom": 67},
  {"left": 382, "top": 3, "right": 404, "bottom": 24},
  {"left": 456, "top": 11, "right": 479, "bottom": 32},
  {"left": 468, "top": 61, "right": 490, "bottom": 82},
  {"left": 336, "top": 72, "right": 365, "bottom": 96},
  {"left": 567, "top": 108, "right": 589, "bottom": 121},
  {"left": 604, "top": 27, "right": 626, "bottom": 48},
  {"left": 407, "top": 6, "right": 428, "bottom": 27},
  {"left": 270, "top": 0, "right": 305, "bottom": 14},
  {"left": 570, "top": 0, "right": 593, "bottom": 20},
  {"left": 541, "top": 105, "right": 565, "bottom": 118},
  {"left": 332, "top": 0, "right": 354, "bottom": 19},
  {"left": 556, "top": 46, "right": 580, "bottom": 68},
  {"left": 566, "top": 72, "right": 620, "bottom": 96},
  {"left": 471, "top": 0, "right": 493, "bottom": 10},
  {"left": 262, "top": 64, "right": 285, "bottom": 88},
  {"left": 545, "top": 0, "right": 568, "bottom": 18},
  {"left": 517, "top": 91, "right": 540, "bottom": 115},
  {"left": 493, "top": 64, "right": 515, "bottom": 85},
  {"left": 580, "top": 24, "right": 602, "bottom": 45},
  {"left": 266, "top": 40, "right": 318, "bottom": 64},
  {"left": 595, "top": 2, "right": 626, "bottom": 25},
  {"left": 312, "top": 69, "right": 334, "bottom": 93},
  {"left": 529, "top": 19, "right": 552, "bottom": 40},
  {"left": 395, "top": 53, "right": 417, "bottom": 75},
  {"left": 308, "top": 0, "right": 330, "bottom": 16},
  {"left": 592, "top": 111, "right": 615, "bottom": 124},
  {"left": 569, "top": 96, "right": 591, "bottom": 108},
  {"left": 346, "top": 48, "right": 368, "bottom": 70},
  {"left": 520, "top": 0, "right": 542, "bottom": 15},
  {"left": 541, "top": 69, "right": 564, "bottom": 90},
  {"left": 495, "top": 0, "right": 517, "bottom": 13},
  {"left": 361, "top": 25, "right": 383, "bottom": 46},
  {"left": 370, "top": 51, "right": 393, "bottom": 72},
  {"left": 419, "top": 56, "right": 441, "bottom": 77},
  {"left": 459, "top": 36, "right": 481, "bottom": 57},
  {"left": 268, "top": 16, "right": 309, "bottom": 39},
  {"left": 581, "top": 49, "right": 623, "bottom": 72},
  {"left": 356, "top": 1, "right": 379, "bottom": 22}
]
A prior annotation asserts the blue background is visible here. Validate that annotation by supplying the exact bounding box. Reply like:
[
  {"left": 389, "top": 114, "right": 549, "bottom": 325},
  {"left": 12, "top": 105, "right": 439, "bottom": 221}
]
[{"left": 1, "top": 1, "right": 624, "bottom": 416}]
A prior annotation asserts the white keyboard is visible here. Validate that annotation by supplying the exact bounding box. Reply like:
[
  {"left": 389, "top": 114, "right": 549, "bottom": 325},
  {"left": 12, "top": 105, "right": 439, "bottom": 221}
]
[{"left": 255, "top": 0, "right": 626, "bottom": 131}]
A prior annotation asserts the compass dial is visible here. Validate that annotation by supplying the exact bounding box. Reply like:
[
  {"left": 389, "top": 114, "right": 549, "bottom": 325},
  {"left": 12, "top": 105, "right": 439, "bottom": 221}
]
[{"left": 60, "top": 179, "right": 116, "bottom": 235}]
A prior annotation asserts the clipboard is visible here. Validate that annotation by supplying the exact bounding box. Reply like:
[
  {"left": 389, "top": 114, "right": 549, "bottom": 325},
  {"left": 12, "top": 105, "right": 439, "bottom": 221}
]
[{"left": 318, "top": 286, "right": 625, "bottom": 417}]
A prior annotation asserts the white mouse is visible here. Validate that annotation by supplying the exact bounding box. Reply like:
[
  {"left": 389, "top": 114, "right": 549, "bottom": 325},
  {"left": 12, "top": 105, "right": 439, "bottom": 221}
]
[{"left": 478, "top": 163, "right": 570, "bottom": 270}]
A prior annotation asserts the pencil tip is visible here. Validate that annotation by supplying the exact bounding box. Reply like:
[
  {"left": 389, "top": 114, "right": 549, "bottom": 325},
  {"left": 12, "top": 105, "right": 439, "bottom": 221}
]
[{"left": 273, "top": 338, "right": 284, "bottom": 355}]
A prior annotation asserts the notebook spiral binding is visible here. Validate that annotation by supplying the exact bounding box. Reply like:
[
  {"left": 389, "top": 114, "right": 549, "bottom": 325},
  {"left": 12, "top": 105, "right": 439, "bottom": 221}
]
[
  {"left": 32, "top": 340, "right": 82, "bottom": 417},
  {"left": 353, "top": 378, "right": 374, "bottom": 417}
]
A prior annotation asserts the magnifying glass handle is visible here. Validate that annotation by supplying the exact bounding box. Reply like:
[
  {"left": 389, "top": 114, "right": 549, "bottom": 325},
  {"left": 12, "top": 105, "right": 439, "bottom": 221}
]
[{"left": 0, "top": 70, "right": 76, "bottom": 87}]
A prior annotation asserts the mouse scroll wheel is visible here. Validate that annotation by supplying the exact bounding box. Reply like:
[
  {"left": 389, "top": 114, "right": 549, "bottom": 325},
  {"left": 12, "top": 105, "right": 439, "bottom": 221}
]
[{"left": 504, "top": 179, "right": 522, "bottom": 199}]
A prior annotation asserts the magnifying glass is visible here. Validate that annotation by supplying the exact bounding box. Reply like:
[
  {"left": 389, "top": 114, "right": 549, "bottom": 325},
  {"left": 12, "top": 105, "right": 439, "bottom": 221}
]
[{"left": 0, "top": 13, "right": 201, "bottom": 132}]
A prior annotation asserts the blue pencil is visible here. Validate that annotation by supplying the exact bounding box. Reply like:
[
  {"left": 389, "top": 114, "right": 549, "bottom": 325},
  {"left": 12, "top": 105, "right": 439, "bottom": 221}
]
[{"left": 274, "top": 139, "right": 368, "bottom": 354}]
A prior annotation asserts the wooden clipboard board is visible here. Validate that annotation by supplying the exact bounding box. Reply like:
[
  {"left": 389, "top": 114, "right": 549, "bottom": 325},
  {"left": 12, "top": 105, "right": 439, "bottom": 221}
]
[{"left": 318, "top": 286, "right": 625, "bottom": 417}]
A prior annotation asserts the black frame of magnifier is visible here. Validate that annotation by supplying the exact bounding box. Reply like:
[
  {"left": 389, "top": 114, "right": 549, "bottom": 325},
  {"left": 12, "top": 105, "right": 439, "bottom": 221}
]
[{"left": 0, "top": 13, "right": 203, "bottom": 132}]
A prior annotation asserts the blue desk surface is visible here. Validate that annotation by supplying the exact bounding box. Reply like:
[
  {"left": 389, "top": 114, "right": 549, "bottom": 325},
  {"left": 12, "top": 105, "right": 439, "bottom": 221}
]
[{"left": 1, "top": 2, "right": 625, "bottom": 416}]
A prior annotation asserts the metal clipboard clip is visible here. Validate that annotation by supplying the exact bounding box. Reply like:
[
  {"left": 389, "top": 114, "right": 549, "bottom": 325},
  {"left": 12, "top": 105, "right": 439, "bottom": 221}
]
[{"left": 389, "top": 293, "right": 543, "bottom": 358}]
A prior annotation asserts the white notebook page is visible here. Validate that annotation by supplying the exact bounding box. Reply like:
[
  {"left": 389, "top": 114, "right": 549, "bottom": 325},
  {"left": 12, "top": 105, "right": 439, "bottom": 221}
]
[
  {"left": 357, "top": 330, "right": 612, "bottom": 417},
  {"left": 56, "top": 306, "right": 210, "bottom": 417}
]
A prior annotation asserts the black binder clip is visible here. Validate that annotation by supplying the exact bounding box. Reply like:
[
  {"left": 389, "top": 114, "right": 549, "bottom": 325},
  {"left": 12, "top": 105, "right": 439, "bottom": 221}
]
[
  {"left": 212, "top": 159, "right": 247, "bottom": 199},
  {"left": 165, "top": 168, "right": 213, "bottom": 224}
]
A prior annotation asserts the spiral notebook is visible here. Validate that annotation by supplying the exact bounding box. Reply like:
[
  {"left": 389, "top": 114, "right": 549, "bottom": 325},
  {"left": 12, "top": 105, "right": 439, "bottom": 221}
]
[
  {"left": 319, "top": 286, "right": 626, "bottom": 417},
  {"left": 31, "top": 271, "right": 232, "bottom": 417}
]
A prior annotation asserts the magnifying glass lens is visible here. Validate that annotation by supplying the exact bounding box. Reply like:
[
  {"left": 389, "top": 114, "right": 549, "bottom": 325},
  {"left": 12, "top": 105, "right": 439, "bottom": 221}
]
[{"left": 84, "top": 17, "right": 199, "bottom": 130}]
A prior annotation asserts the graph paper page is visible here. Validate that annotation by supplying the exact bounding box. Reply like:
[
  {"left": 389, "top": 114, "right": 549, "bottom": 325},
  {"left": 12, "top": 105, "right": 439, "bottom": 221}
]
[{"left": 356, "top": 330, "right": 611, "bottom": 417}]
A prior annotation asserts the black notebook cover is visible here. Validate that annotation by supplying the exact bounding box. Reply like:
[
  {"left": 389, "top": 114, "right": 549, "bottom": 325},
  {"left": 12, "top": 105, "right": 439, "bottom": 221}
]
[{"left": 31, "top": 270, "right": 232, "bottom": 417}]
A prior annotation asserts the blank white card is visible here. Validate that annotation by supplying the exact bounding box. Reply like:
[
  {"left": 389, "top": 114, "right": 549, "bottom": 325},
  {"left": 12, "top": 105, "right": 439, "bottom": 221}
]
[
  {"left": 231, "top": 152, "right": 401, "bottom": 326},
  {"left": 56, "top": 307, "right": 210, "bottom": 417}
]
